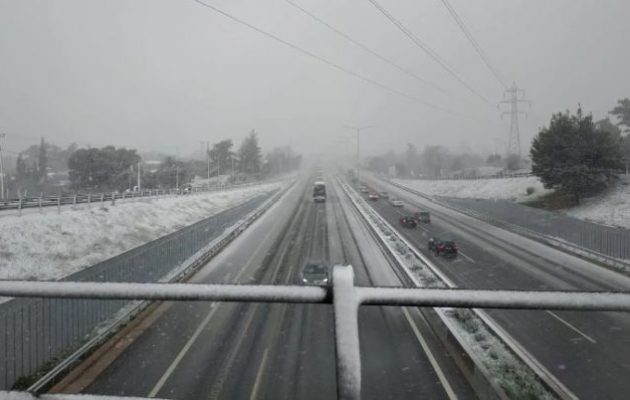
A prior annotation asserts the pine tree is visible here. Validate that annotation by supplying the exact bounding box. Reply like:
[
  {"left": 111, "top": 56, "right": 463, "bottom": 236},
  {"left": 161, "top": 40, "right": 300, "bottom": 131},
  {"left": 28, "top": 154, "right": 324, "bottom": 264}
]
[
  {"left": 16, "top": 154, "right": 27, "bottom": 179},
  {"left": 611, "top": 98, "right": 630, "bottom": 133},
  {"left": 238, "top": 130, "right": 261, "bottom": 174},
  {"left": 38, "top": 137, "right": 48, "bottom": 182},
  {"left": 531, "top": 107, "right": 623, "bottom": 204}
]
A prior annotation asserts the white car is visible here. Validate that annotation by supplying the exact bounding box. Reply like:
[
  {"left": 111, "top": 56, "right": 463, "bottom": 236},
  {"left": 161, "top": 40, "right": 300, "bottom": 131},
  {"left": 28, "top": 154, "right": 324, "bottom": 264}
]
[{"left": 389, "top": 197, "right": 404, "bottom": 207}]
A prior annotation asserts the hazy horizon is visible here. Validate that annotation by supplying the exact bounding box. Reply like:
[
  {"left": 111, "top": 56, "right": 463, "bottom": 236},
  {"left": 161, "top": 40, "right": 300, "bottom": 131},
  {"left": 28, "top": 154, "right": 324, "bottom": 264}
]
[{"left": 1, "top": 0, "right": 629, "bottom": 159}]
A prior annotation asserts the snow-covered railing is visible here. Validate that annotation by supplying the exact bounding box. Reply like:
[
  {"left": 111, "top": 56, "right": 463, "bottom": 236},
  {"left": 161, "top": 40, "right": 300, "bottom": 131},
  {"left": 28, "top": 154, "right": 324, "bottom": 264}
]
[
  {"left": 398, "top": 171, "right": 534, "bottom": 181},
  {"left": 0, "top": 179, "right": 281, "bottom": 215},
  {"left": 3, "top": 267, "right": 630, "bottom": 400}
]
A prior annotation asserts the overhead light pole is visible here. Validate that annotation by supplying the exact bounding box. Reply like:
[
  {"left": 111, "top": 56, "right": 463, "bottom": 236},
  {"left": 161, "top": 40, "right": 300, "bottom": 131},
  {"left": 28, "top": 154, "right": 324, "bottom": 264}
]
[
  {"left": 344, "top": 125, "right": 372, "bottom": 186},
  {"left": 206, "top": 142, "right": 211, "bottom": 183},
  {"left": 0, "top": 133, "right": 5, "bottom": 199}
]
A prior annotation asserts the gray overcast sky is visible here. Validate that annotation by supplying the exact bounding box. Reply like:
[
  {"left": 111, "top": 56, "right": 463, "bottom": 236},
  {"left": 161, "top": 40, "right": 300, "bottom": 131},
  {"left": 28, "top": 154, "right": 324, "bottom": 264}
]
[{"left": 1, "top": 0, "right": 629, "bottom": 158}]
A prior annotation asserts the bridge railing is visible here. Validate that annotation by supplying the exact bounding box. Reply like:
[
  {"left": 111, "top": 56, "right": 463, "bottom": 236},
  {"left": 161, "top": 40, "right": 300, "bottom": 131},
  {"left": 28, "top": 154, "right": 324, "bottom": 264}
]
[{"left": 1, "top": 266, "right": 630, "bottom": 400}]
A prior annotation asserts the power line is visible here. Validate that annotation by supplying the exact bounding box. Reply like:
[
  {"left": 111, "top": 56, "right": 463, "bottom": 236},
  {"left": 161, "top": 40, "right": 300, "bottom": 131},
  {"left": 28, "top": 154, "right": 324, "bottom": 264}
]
[
  {"left": 439, "top": 0, "right": 507, "bottom": 88},
  {"left": 366, "top": 0, "right": 492, "bottom": 106},
  {"left": 191, "top": 0, "right": 470, "bottom": 118},
  {"left": 283, "top": 0, "right": 450, "bottom": 96}
]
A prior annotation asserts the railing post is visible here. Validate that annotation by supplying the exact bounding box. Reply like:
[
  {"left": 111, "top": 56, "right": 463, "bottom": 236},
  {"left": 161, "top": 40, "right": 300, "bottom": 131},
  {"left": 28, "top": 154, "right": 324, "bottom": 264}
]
[
  {"left": 87, "top": 193, "right": 91, "bottom": 209},
  {"left": 111, "top": 192, "right": 116, "bottom": 206},
  {"left": 332, "top": 266, "right": 361, "bottom": 400},
  {"left": 39, "top": 195, "right": 43, "bottom": 213},
  {"left": 57, "top": 194, "right": 61, "bottom": 214}
]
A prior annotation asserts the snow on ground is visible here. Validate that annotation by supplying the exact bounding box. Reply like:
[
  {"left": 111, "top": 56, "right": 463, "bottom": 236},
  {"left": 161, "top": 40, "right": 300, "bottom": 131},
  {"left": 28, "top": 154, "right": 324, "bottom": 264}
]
[
  {"left": 565, "top": 176, "right": 630, "bottom": 228},
  {"left": 392, "top": 176, "right": 551, "bottom": 202},
  {"left": 0, "top": 181, "right": 287, "bottom": 281}
]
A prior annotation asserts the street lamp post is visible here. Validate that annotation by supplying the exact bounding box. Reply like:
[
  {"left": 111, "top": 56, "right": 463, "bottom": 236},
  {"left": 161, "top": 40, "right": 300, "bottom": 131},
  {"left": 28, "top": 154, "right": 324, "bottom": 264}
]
[
  {"left": 0, "top": 133, "right": 5, "bottom": 199},
  {"left": 344, "top": 125, "right": 372, "bottom": 186}
]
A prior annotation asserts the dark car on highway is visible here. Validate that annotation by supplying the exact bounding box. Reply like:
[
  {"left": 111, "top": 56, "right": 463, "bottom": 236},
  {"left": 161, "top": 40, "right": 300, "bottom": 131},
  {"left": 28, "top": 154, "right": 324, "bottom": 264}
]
[
  {"left": 301, "top": 261, "right": 329, "bottom": 286},
  {"left": 428, "top": 237, "right": 457, "bottom": 257},
  {"left": 399, "top": 216, "right": 417, "bottom": 229},
  {"left": 414, "top": 211, "right": 431, "bottom": 224}
]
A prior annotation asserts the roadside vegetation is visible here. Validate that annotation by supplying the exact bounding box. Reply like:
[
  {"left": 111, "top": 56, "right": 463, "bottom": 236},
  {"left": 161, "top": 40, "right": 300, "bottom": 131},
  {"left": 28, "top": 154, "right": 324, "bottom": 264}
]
[
  {"left": 530, "top": 99, "right": 629, "bottom": 207},
  {"left": 8, "top": 129, "right": 301, "bottom": 198}
]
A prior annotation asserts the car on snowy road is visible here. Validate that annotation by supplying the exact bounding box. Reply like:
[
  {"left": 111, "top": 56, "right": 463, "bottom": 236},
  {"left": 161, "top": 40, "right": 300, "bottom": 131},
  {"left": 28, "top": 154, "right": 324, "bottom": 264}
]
[
  {"left": 414, "top": 211, "right": 431, "bottom": 224},
  {"left": 301, "top": 261, "right": 329, "bottom": 286},
  {"left": 399, "top": 216, "right": 417, "bottom": 229},
  {"left": 428, "top": 237, "right": 458, "bottom": 257},
  {"left": 389, "top": 197, "right": 404, "bottom": 207}
]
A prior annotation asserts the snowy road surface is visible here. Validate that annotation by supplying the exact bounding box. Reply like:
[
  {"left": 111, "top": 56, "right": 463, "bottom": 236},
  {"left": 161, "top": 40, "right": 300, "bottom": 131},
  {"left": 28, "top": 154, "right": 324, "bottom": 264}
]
[
  {"left": 57, "top": 175, "right": 476, "bottom": 400},
  {"left": 366, "top": 176, "right": 630, "bottom": 400}
]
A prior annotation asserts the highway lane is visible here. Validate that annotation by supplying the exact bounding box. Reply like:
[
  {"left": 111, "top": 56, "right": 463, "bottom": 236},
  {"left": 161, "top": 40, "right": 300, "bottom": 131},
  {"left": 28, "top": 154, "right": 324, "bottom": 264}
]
[
  {"left": 327, "top": 179, "right": 474, "bottom": 400},
  {"left": 61, "top": 174, "right": 476, "bottom": 400},
  {"left": 364, "top": 176, "right": 630, "bottom": 399}
]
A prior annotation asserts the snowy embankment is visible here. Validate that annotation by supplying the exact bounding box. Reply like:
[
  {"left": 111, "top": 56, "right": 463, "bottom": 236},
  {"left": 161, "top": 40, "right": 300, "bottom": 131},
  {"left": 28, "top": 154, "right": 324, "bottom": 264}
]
[
  {"left": 392, "top": 176, "right": 551, "bottom": 202},
  {"left": 393, "top": 174, "right": 630, "bottom": 229},
  {"left": 565, "top": 175, "right": 630, "bottom": 228},
  {"left": 0, "top": 181, "right": 288, "bottom": 281}
]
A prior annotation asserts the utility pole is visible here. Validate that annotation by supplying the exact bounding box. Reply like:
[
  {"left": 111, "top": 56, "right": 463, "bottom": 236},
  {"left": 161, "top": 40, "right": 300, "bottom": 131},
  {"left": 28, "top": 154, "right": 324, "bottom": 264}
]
[
  {"left": 137, "top": 161, "right": 141, "bottom": 191},
  {"left": 206, "top": 142, "right": 210, "bottom": 184},
  {"left": 498, "top": 82, "right": 531, "bottom": 161},
  {"left": 0, "top": 133, "right": 5, "bottom": 199},
  {"left": 175, "top": 164, "right": 180, "bottom": 189},
  {"left": 217, "top": 151, "right": 220, "bottom": 187},
  {"left": 344, "top": 125, "right": 372, "bottom": 186}
]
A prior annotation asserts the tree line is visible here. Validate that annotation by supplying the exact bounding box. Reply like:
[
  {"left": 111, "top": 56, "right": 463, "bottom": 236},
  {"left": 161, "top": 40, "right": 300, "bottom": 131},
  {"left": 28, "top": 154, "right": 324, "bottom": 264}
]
[
  {"left": 10, "top": 129, "right": 301, "bottom": 196},
  {"left": 367, "top": 144, "right": 491, "bottom": 179}
]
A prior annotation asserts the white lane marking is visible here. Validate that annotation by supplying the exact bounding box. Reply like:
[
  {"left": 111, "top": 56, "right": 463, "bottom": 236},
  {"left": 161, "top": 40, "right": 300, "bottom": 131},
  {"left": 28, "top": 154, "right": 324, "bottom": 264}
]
[
  {"left": 208, "top": 305, "right": 260, "bottom": 400},
  {"left": 249, "top": 347, "right": 270, "bottom": 400},
  {"left": 402, "top": 307, "right": 459, "bottom": 400},
  {"left": 148, "top": 228, "right": 274, "bottom": 397},
  {"left": 546, "top": 311, "right": 597, "bottom": 344},
  {"left": 457, "top": 251, "right": 475, "bottom": 263},
  {"left": 416, "top": 224, "right": 431, "bottom": 234},
  {"left": 148, "top": 304, "right": 221, "bottom": 397}
]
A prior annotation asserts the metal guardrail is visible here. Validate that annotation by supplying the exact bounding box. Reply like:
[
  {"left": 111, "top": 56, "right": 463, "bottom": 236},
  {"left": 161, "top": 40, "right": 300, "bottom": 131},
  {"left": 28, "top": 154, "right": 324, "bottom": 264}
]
[
  {"left": 2, "top": 268, "right": 630, "bottom": 400},
  {"left": 394, "top": 171, "right": 534, "bottom": 181},
  {"left": 0, "top": 185, "right": 288, "bottom": 391},
  {"left": 0, "top": 180, "right": 276, "bottom": 214}
]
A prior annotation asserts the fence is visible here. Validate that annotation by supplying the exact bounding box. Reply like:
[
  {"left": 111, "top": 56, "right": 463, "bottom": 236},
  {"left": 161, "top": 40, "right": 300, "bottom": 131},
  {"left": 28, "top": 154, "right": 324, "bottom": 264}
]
[
  {"left": 0, "top": 179, "right": 275, "bottom": 214},
  {"left": 0, "top": 190, "right": 278, "bottom": 390},
  {"left": 442, "top": 197, "right": 630, "bottom": 261},
  {"left": 2, "top": 267, "right": 630, "bottom": 400},
  {"left": 394, "top": 171, "right": 534, "bottom": 181}
]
